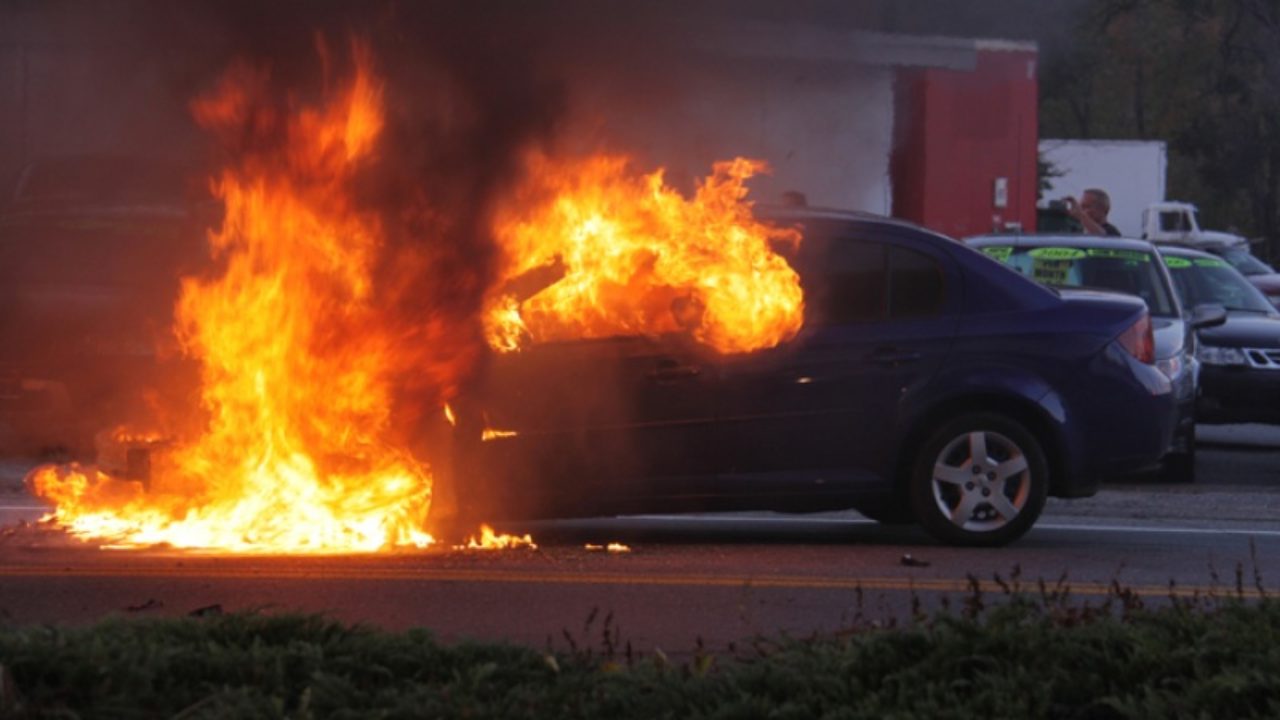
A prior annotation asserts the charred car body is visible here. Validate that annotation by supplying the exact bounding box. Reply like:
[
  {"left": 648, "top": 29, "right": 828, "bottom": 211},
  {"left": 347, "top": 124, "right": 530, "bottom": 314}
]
[{"left": 442, "top": 209, "right": 1179, "bottom": 546}]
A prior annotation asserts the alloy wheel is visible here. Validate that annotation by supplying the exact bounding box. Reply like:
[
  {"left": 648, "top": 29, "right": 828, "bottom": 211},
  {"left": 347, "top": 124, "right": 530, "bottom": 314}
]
[{"left": 929, "top": 429, "right": 1031, "bottom": 532}]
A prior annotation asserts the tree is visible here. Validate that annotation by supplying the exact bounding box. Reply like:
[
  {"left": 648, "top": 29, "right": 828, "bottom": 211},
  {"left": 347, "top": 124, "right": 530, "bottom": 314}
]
[
  {"left": 1038, "top": 0, "right": 1280, "bottom": 254},
  {"left": 1172, "top": 0, "right": 1280, "bottom": 252}
]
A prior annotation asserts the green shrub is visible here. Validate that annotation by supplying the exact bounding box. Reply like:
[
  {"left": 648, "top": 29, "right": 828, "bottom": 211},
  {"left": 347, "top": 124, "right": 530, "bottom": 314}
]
[{"left": 3, "top": 588, "right": 1280, "bottom": 719}]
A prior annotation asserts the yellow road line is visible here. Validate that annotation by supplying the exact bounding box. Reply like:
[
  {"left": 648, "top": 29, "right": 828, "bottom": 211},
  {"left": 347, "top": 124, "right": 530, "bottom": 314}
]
[{"left": 0, "top": 565, "right": 1264, "bottom": 599}]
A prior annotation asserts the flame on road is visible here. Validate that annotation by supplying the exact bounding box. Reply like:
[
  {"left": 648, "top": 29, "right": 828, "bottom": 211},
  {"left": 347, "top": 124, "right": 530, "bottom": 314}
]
[
  {"left": 585, "top": 542, "right": 631, "bottom": 553},
  {"left": 28, "top": 46, "right": 434, "bottom": 553},
  {"left": 457, "top": 524, "right": 537, "bottom": 551}
]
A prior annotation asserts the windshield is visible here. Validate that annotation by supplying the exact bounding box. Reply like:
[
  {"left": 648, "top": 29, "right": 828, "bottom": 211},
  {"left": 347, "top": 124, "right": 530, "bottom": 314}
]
[
  {"left": 978, "top": 244, "right": 1178, "bottom": 316},
  {"left": 1162, "top": 255, "right": 1276, "bottom": 313},
  {"left": 1217, "top": 246, "right": 1275, "bottom": 276}
]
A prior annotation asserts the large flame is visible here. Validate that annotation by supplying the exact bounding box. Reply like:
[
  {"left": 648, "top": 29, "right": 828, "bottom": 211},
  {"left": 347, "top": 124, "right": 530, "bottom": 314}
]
[
  {"left": 23, "top": 44, "right": 806, "bottom": 554},
  {"left": 484, "top": 153, "right": 803, "bottom": 354},
  {"left": 28, "top": 47, "right": 436, "bottom": 552}
]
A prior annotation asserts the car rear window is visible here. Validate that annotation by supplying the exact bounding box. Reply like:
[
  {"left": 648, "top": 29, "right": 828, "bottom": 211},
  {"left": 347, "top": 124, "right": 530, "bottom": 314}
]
[{"left": 978, "top": 245, "right": 1178, "bottom": 316}]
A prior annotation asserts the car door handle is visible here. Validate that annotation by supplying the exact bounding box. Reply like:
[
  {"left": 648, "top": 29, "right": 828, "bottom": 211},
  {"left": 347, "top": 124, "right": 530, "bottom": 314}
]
[
  {"left": 870, "top": 347, "right": 923, "bottom": 366},
  {"left": 647, "top": 360, "right": 702, "bottom": 382}
]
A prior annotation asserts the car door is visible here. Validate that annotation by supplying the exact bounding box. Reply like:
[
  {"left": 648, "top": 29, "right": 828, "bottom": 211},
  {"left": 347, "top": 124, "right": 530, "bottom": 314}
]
[
  {"left": 714, "top": 229, "right": 960, "bottom": 496},
  {"left": 459, "top": 331, "right": 718, "bottom": 516}
]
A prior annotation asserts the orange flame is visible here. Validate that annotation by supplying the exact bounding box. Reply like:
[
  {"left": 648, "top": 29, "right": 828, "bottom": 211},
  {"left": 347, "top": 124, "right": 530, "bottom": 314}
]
[
  {"left": 457, "top": 524, "right": 536, "bottom": 551},
  {"left": 22, "top": 44, "right": 807, "bottom": 556},
  {"left": 585, "top": 542, "right": 631, "bottom": 553},
  {"left": 485, "top": 153, "right": 803, "bottom": 354},
  {"left": 480, "top": 428, "right": 519, "bottom": 442},
  {"left": 27, "top": 45, "right": 435, "bottom": 553}
]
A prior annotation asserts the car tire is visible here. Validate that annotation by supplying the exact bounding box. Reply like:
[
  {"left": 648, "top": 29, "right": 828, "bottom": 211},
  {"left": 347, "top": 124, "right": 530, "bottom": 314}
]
[{"left": 909, "top": 413, "right": 1049, "bottom": 547}]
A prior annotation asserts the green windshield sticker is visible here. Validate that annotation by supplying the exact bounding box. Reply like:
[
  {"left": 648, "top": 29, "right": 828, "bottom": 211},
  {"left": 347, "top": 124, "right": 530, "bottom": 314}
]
[
  {"left": 1029, "top": 247, "right": 1087, "bottom": 260},
  {"left": 1086, "top": 248, "right": 1150, "bottom": 262},
  {"left": 981, "top": 246, "right": 1014, "bottom": 262},
  {"left": 1163, "top": 257, "right": 1192, "bottom": 268},
  {"left": 1194, "top": 258, "right": 1229, "bottom": 268}
]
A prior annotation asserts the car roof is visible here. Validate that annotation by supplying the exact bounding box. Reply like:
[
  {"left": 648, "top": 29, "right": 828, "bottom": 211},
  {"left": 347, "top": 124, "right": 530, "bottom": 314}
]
[
  {"left": 1151, "top": 238, "right": 1236, "bottom": 252},
  {"left": 964, "top": 233, "right": 1158, "bottom": 252},
  {"left": 1154, "top": 244, "right": 1220, "bottom": 260},
  {"left": 755, "top": 204, "right": 951, "bottom": 240}
]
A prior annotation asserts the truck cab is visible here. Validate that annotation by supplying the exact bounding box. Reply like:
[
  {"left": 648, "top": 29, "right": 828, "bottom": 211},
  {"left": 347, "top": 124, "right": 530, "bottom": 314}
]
[{"left": 1142, "top": 201, "right": 1249, "bottom": 249}]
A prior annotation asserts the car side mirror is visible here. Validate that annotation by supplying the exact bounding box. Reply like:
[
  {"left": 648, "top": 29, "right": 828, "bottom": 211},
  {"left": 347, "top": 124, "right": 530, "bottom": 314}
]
[{"left": 1189, "top": 303, "right": 1228, "bottom": 330}]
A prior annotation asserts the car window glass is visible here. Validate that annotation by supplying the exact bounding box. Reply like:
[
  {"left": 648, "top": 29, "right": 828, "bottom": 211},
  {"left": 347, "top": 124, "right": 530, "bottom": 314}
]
[
  {"left": 889, "top": 245, "right": 945, "bottom": 318},
  {"left": 996, "top": 247, "right": 1084, "bottom": 286},
  {"left": 980, "top": 245, "right": 1177, "bottom": 316},
  {"left": 1219, "top": 247, "right": 1274, "bottom": 276},
  {"left": 1164, "top": 255, "right": 1274, "bottom": 312},
  {"left": 1159, "top": 212, "right": 1190, "bottom": 232},
  {"left": 803, "top": 238, "right": 887, "bottom": 325}
]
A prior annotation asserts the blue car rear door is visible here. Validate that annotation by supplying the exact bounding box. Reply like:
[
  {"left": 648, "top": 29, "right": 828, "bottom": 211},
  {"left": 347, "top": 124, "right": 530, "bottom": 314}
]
[{"left": 714, "top": 230, "right": 961, "bottom": 493}]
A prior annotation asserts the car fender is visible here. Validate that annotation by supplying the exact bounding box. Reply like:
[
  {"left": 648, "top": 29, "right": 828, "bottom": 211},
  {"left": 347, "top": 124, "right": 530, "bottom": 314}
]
[{"left": 894, "top": 363, "right": 1081, "bottom": 497}]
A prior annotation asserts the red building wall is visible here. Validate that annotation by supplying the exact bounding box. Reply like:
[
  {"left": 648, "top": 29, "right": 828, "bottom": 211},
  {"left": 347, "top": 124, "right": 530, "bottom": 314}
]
[{"left": 891, "top": 43, "right": 1039, "bottom": 239}]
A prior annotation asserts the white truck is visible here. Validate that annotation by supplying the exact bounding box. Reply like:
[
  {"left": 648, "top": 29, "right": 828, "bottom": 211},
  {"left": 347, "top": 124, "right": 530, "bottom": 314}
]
[
  {"left": 1141, "top": 201, "right": 1280, "bottom": 309},
  {"left": 1140, "top": 200, "right": 1250, "bottom": 249},
  {"left": 1041, "top": 139, "right": 1254, "bottom": 247},
  {"left": 1039, "top": 139, "right": 1167, "bottom": 237}
]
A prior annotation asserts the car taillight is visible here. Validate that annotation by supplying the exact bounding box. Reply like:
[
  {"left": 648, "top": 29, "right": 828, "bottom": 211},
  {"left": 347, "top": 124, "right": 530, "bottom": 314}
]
[{"left": 1117, "top": 312, "right": 1155, "bottom": 364}]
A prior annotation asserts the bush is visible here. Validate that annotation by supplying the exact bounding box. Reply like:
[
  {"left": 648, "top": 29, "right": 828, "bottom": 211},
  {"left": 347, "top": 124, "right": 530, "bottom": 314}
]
[{"left": 3, "top": 584, "right": 1280, "bottom": 719}]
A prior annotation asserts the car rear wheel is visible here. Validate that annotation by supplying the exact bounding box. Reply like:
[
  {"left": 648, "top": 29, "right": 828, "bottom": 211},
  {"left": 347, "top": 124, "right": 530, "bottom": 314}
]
[{"left": 909, "top": 413, "right": 1048, "bottom": 547}]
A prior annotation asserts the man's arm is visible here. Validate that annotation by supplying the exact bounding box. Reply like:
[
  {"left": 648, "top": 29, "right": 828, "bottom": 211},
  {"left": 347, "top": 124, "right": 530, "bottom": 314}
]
[{"left": 1063, "top": 197, "right": 1107, "bottom": 235}]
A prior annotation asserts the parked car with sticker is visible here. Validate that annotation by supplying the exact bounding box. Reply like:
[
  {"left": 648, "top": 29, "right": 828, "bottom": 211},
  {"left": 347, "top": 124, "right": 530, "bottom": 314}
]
[
  {"left": 963, "top": 234, "right": 1226, "bottom": 482},
  {"left": 1159, "top": 245, "right": 1280, "bottom": 424},
  {"left": 1152, "top": 238, "right": 1280, "bottom": 311}
]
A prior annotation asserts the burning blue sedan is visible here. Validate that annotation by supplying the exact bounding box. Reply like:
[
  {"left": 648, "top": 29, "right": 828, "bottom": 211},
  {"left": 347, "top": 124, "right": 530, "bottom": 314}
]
[{"left": 443, "top": 210, "right": 1182, "bottom": 546}]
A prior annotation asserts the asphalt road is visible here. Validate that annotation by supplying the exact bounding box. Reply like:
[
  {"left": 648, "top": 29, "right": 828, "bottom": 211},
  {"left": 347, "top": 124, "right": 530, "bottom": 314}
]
[{"left": 0, "top": 422, "right": 1278, "bottom": 655}]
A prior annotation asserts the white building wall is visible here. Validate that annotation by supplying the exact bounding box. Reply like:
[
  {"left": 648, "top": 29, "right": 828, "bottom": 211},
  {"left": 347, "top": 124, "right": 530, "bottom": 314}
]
[{"left": 563, "top": 62, "right": 896, "bottom": 215}]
